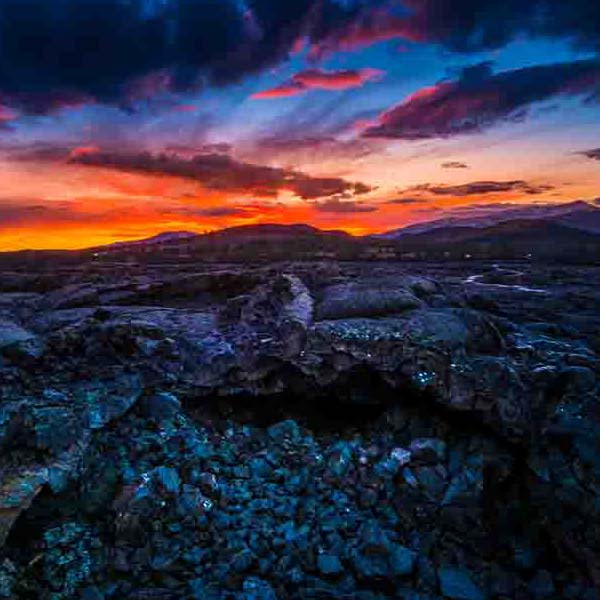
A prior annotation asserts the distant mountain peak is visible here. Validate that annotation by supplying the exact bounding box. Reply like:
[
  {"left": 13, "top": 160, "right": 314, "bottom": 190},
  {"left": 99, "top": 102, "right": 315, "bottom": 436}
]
[{"left": 379, "top": 200, "right": 600, "bottom": 240}]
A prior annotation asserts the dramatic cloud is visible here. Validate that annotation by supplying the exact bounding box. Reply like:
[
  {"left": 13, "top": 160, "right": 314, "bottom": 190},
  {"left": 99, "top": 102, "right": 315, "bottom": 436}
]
[
  {"left": 313, "top": 198, "right": 378, "bottom": 213},
  {"left": 248, "top": 136, "right": 380, "bottom": 166},
  {"left": 0, "top": 104, "right": 16, "bottom": 128},
  {"left": 450, "top": 202, "right": 526, "bottom": 212},
  {"left": 401, "top": 180, "right": 554, "bottom": 197},
  {"left": 441, "top": 161, "right": 469, "bottom": 169},
  {"left": 0, "top": 0, "right": 380, "bottom": 114},
  {"left": 579, "top": 148, "right": 600, "bottom": 161},
  {"left": 252, "top": 68, "right": 383, "bottom": 99},
  {"left": 385, "top": 197, "right": 425, "bottom": 205},
  {"left": 69, "top": 150, "right": 372, "bottom": 200},
  {"left": 169, "top": 206, "right": 251, "bottom": 218},
  {"left": 363, "top": 60, "right": 600, "bottom": 140},
  {"left": 0, "top": 200, "right": 97, "bottom": 227},
  {"left": 1, "top": 0, "right": 599, "bottom": 117},
  {"left": 309, "top": 0, "right": 600, "bottom": 57}
]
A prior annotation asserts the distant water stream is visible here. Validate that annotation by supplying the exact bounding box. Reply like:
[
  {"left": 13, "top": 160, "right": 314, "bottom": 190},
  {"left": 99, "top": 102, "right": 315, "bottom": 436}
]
[{"left": 464, "top": 267, "right": 548, "bottom": 294}]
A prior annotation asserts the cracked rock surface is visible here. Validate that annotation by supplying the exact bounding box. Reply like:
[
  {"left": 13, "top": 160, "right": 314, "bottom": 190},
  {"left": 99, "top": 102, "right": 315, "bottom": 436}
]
[{"left": 0, "top": 260, "right": 599, "bottom": 599}]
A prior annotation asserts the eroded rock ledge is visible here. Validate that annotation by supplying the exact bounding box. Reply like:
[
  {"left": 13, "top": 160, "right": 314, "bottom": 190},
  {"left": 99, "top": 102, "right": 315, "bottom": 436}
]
[{"left": 0, "top": 262, "right": 599, "bottom": 599}]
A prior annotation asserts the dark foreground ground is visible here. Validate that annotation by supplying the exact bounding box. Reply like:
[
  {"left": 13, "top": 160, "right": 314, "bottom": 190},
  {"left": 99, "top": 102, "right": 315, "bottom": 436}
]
[{"left": 0, "top": 259, "right": 599, "bottom": 599}]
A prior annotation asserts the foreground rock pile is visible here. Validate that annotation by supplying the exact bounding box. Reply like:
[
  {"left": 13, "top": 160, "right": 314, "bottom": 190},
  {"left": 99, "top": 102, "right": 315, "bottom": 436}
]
[{"left": 0, "top": 260, "right": 599, "bottom": 599}]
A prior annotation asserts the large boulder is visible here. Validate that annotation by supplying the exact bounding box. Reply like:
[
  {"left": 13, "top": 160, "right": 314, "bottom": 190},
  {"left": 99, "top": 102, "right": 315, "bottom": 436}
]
[
  {"left": 0, "top": 319, "right": 41, "bottom": 359},
  {"left": 317, "top": 282, "right": 422, "bottom": 320}
]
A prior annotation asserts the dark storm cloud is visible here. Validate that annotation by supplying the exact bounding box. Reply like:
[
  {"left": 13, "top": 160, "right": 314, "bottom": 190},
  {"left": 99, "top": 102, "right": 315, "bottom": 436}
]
[
  {"left": 69, "top": 150, "right": 372, "bottom": 200},
  {"left": 0, "top": 0, "right": 376, "bottom": 114},
  {"left": 313, "top": 198, "right": 378, "bottom": 213},
  {"left": 364, "top": 60, "right": 600, "bottom": 140},
  {"left": 401, "top": 180, "right": 554, "bottom": 197},
  {"left": 310, "top": 0, "right": 600, "bottom": 57},
  {"left": 579, "top": 148, "right": 600, "bottom": 161},
  {"left": 1, "top": 0, "right": 600, "bottom": 117}
]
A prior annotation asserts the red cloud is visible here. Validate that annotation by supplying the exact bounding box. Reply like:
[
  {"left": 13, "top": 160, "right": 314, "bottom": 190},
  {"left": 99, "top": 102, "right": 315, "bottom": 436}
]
[
  {"left": 252, "top": 68, "right": 384, "bottom": 99},
  {"left": 363, "top": 59, "right": 600, "bottom": 140},
  {"left": 69, "top": 146, "right": 100, "bottom": 159},
  {"left": 0, "top": 105, "right": 17, "bottom": 127},
  {"left": 308, "top": 10, "right": 425, "bottom": 60},
  {"left": 251, "top": 82, "right": 305, "bottom": 99}
]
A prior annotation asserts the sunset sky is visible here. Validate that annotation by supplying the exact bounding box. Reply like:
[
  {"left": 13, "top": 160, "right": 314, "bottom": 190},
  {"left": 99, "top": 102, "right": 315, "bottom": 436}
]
[{"left": 0, "top": 0, "right": 599, "bottom": 250}]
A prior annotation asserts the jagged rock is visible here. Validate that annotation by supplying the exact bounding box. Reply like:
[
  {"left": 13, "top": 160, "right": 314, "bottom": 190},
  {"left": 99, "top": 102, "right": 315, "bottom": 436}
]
[
  {"left": 0, "top": 260, "right": 599, "bottom": 599},
  {"left": 409, "top": 438, "right": 447, "bottom": 463},
  {"left": 139, "top": 392, "right": 182, "bottom": 421},
  {"left": 43, "top": 284, "right": 102, "bottom": 310},
  {"left": 0, "top": 469, "right": 47, "bottom": 546},
  {"left": 0, "top": 319, "right": 42, "bottom": 360}
]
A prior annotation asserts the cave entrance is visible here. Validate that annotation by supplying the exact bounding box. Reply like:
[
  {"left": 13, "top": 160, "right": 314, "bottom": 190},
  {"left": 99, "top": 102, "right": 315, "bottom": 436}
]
[{"left": 182, "top": 366, "right": 415, "bottom": 436}]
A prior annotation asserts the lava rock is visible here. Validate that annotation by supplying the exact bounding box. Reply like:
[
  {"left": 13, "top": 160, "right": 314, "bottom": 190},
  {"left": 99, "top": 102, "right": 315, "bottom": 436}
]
[
  {"left": 317, "top": 554, "right": 344, "bottom": 577},
  {"left": 438, "top": 567, "right": 486, "bottom": 600}
]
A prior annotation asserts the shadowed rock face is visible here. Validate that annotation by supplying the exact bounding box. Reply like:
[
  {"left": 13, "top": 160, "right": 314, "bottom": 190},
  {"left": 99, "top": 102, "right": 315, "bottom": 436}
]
[{"left": 0, "top": 259, "right": 599, "bottom": 599}]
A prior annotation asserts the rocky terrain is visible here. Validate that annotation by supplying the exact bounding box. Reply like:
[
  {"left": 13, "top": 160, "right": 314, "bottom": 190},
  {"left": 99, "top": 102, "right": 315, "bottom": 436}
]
[{"left": 0, "top": 258, "right": 599, "bottom": 599}]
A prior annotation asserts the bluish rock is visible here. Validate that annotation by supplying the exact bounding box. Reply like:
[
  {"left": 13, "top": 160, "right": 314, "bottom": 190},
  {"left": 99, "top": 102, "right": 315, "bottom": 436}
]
[
  {"left": 188, "top": 578, "right": 206, "bottom": 599},
  {"left": 139, "top": 392, "right": 181, "bottom": 420},
  {"left": 352, "top": 552, "right": 389, "bottom": 579},
  {"left": 414, "top": 466, "right": 447, "bottom": 500},
  {"left": 438, "top": 567, "right": 485, "bottom": 600},
  {"left": 528, "top": 570, "right": 555, "bottom": 599},
  {"left": 389, "top": 545, "right": 416, "bottom": 577},
  {"left": 267, "top": 420, "right": 301, "bottom": 443},
  {"left": 317, "top": 554, "right": 343, "bottom": 576},
  {"left": 80, "top": 586, "right": 104, "bottom": 600},
  {"left": 152, "top": 466, "right": 181, "bottom": 494},
  {"left": 240, "top": 576, "right": 278, "bottom": 600},
  {"left": 409, "top": 438, "right": 447, "bottom": 463},
  {"left": 230, "top": 548, "right": 256, "bottom": 573},
  {"left": 327, "top": 441, "right": 355, "bottom": 478},
  {"left": 397, "top": 590, "right": 441, "bottom": 600}
]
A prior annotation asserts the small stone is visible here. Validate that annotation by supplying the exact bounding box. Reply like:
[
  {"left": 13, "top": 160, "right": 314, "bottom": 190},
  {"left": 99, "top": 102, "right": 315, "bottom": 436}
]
[
  {"left": 196, "top": 472, "right": 219, "bottom": 497},
  {"left": 267, "top": 419, "right": 301, "bottom": 443},
  {"left": 528, "top": 570, "right": 555, "bottom": 599},
  {"left": 389, "top": 545, "right": 416, "bottom": 577},
  {"left": 409, "top": 438, "right": 447, "bottom": 463},
  {"left": 391, "top": 447, "right": 412, "bottom": 466},
  {"left": 317, "top": 554, "right": 344, "bottom": 577},
  {"left": 80, "top": 586, "right": 105, "bottom": 600},
  {"left": 153, "top": 466, "right": 181, "bottom": 494},
  {"left": 231, "top": 548, "right": 256, "bottom": 573},
  {"left": 187, "top": 578, "right": 205, "bottom": 599},
  {"left": 240, "top": 577, "right": 278, "bottom": 600},
  {"left": 438, "top": 567, "right": 485, "bottom": 600}
]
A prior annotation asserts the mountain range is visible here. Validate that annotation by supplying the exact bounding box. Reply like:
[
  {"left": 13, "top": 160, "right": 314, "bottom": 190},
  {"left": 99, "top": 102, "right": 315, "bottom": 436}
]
[
  {"left": 2, "top": 201, "right": 599, "bottom": 262},
  {"left": 378, "top": 200, "right": 600, "bottom": 239}
]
